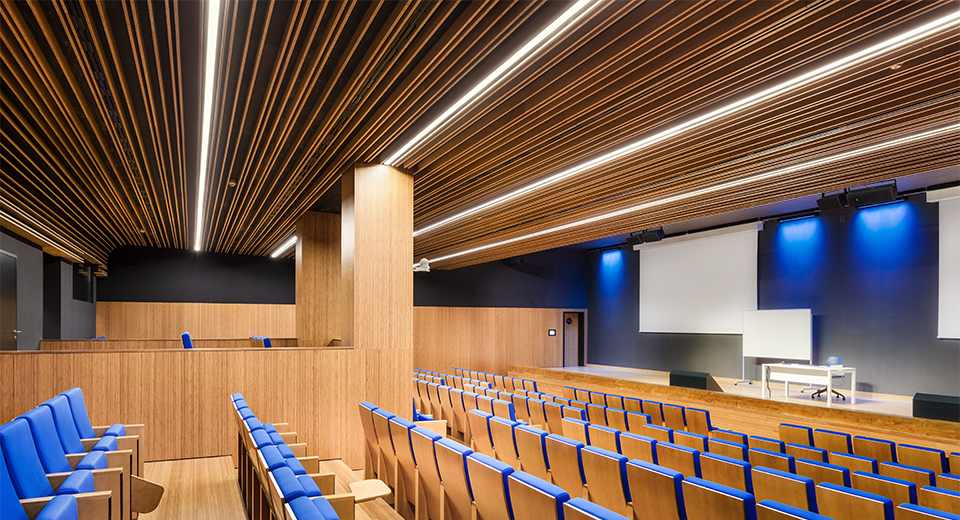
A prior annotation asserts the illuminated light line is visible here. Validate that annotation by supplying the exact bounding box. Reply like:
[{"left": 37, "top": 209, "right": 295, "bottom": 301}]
[
  {"left": 270, "top": 235, "right": 297, "bottom": 258},
  {"left": 423, "top": 124, "right": 959, "bottom": 265},
  {"left": 412, "top": 11, "right": 960, "bottom": 238},
  {"left": 194, "top": 0, "right": 222, "bottom": 251},
  {"left": 384, "top": 0, "right": 602, "bottom": 167}
]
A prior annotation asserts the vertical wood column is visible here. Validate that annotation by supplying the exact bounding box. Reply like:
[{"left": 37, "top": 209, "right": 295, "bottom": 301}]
[
  {"left": 296, "top": 211, "right": 340, "bottom": 348},
  {"left": 342, "top": 163, "right": 414, "bottom": 419}
]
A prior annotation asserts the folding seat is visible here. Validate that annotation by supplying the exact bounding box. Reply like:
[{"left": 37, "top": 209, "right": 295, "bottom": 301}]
[
  {"left": 749, "top": 448, "right": 795, "bottom": 473},
  {"left": 675, "top": 432, "right": 709, "bottom": 454},
  {"left": 896, "top": 503, "right": 960, "bottom": 520},
  {"left": 642, "top": 400, "right": 664, "bottom": 425},
  {"left": 685, "top": 408, "right": 714, "bottom": 436},
  {"left": 626, "top": 411, "right": 651, "bottom": 433},
  {"left": 607, "top": 395, "right": 625, "bottom": 410},
  {"left": 563, "top": 387, "right": 578, "bottom": 400},
  {"left": 511, "top": 394, "right": 530, "bottom": 424},
  {"left": 569, "top": 402, "right": 590, "bottom": 416},
  {"left": 830, "top": 451, "right": 879, "bottom": 474},
  {"left": 181, "top": 331, "right": 193, "bottom": 348},
  {"left": 816, "top": 483, "right": 894, "bottom": 520},
  {"left": 588, "top": 424, "right": 622, "bottom": 454},
  {"left": 505, "top": 377, "right": 519, "bottom": 393},
  {"left": 528, "top": 398, "right": 549, "bottom": 430},
  {"left": 939, "top": 474, "right": 960, "bottom": 492},
  {"left": 779, "top": 424, "right": 814, "bottom": 446},
  {"left": 409, "top": 426, "right": 444, "bottom": 520},
  {"left": 388, "top": 417, "right": 419, "bottom": 517},
  {"left": 466, "top": 453, "right": 515, "bottom": 520},
  {"left": 467, "top": 409, "right": 496, "bottom": 458},
  {"left": 358, "top": 402, "right": 380, "bottom": 478},
  {"left": 606, "top": 408, "right": 628, "bottom": 432},
  {"left": 658, "top": 442, "right": 702, "bottom": 478},
  {"left": 712, "top": 429, "right": 749, "bottom": 445},
  {"left": 370, "top": 408, "right": 399, "bottom": 495},
  {"left": 514, "top": 425, "right": 551, "bottom": 482},
  {"left": 640, "top": 423, "right": 674, "bottom": 444},
  {"left": 757, "top": 500, "right": 834, "bottom": 520},
  {"left": 681, "top": 477, "right": 758, "bottom": 520},
  {"left": 563, "top": 497, "right": 631, "bottom": 520},
  {"left": 623, "top": 397, "right": 643, "bottom": 413},
  {"left": 749, "top": 436, "right": 785, "bottom": 453},
  {"left": 918, "top": 486, "right": 960, "bottom": 514},
  {"left": 786, "top": 443, "right": 828, "bottom": 463},
  {"left": 952, "top": 453, "right": 960, "bottom": 475},
  {"left": 427, "top": 383, "right": 446, "bottom": 420},
  {"left": 664, "top": 404, "right": 687, "bottom": 431},
  {"left": 492, "top": 399, "right": 517, "bottom": 422},
  {"left": 752, "top": 467, "right": 817, "bottom": 512},
  {"left": 2, "top": 444, "right": 85, "bottom": 520},
  {"left": 562, "top": 418, "right": 591, "bottom": 446},
  {"left": 796, "top": 458, "right": 852, "bottom": 487},
  {"left": 523, "top": 379, "right": 538, "bottom": 392},
  {"left": 898, "top": 445, "right": 950, "bottom": 475},
  {"left": 709, "top": 439, "right": 749, "bottom": 462},
  {"left": 589, "top": 392, "right": 608, "bottom": 407},
  {"left": 42, "top": 397, "right": 134, "bottom": 474},
  {"left": 489, "top": 417, "right": 521, "bottom": 469},
  {"left": 416, "top": 380, "right": 432, "bottom": 416},
  {"left": 581, "top": 446, "right": 633, "bottom": 517},
  {"left": 881, "top": 462, "right": 936, "bottom": 489},
  {"left": 701, "top": 453, "right": 753, "bottom": 493},
  {"left": 508, "top": 471, "right": 570, "bottom": 520},
  {"left": 620, "top": 432, "right": 658, "bottom": 464},
  {"left": 438, "top": 386, "right": 457, "bottom": 430},
  {"left": 852, "top": 471, "right": 918, "bottom": 506},
  {"left": 587, "top": 404, "right": 608, "bottom": 426},
  {"left": 477, "top": 395, "right": 496, "bottom": 415},
  {"left": 814, "top": 430, "right": 853, "bottom": 455},
  {"left": 493, "top": 375, "right": 506, "bottom": 391},
  {"left": 434, "top": 438, "right": 473, "bottom": 520},
  {"left": 574, "top": 389, "right": 591, "bottom": 403},
  {"left": 626, "top": 459, "right": 686, "bottom": 520},
  {"left": 449, "top": 389, "right": 468, "bottom": 440},
  {"left": 544, "top": 435, "right": 587, "bottom": 499},
  {"left": 0, "top": 419, "right": 117, "bottom": 520},
  {"left": 549, "top": 404, "right": 576, "bottom": 433},
  {"left": 853, "top": 436, "right": 898, "bottom": 464}
]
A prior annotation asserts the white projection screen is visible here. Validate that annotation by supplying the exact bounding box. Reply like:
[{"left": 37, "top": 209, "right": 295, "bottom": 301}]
[
  {"left": 934, "top": 193, "right": 960, "bottom": 339},
  {"left": 637, "top": 223, "right": 757, "bottom": 334},
  {"left": 742, "top": 309, "right": 812, "bottom": 360}
]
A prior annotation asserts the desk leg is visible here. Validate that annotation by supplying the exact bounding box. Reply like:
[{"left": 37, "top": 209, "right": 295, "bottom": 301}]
[
  {"left": 851, "top": 371, "right": 857, "bottom": 405},
  {"left": 827, "top": 375, "right": 833, "bottom": 408}
]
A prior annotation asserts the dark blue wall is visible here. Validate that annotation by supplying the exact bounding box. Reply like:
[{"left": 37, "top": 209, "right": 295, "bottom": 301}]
[{"left": 586, "top": 195, "right": 960, "bottom": 396}]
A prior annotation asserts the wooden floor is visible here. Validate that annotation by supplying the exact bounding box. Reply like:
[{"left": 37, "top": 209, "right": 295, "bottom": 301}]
[{"left": 139, "top": 456, "right": 403, "bottom": 520}]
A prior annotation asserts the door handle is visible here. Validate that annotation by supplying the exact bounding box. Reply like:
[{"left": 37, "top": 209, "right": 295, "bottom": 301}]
[{"left": 7, "top": 330, "right": 21, "bottom": 334}]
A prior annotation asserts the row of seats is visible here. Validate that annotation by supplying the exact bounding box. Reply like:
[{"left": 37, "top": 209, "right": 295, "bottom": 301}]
[
  {"left": 445, "top": 368, "right": 539, "bottom": 393},
  {"left": 180, "top": 331, "right": 275, "bottom": 349},
  {"left": 413, "top": 369, "right": 494, "bottom": 392},
  {"left": 1, "top": 388, "right": 154, "bottom": 520}
]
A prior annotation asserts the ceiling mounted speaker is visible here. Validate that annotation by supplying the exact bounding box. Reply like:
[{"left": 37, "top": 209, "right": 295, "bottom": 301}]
[
  {"left": 640, "top": 228, "right": 665, "bottom": 242},
  {"left": 848, "top": 183, "right": 897, "bottom": 208},
  {"left": 817, "top": 193, "right": 847, "bottom": 211},
  {"left": 625, "top": 235, "right": 643, "bottom": 246}
]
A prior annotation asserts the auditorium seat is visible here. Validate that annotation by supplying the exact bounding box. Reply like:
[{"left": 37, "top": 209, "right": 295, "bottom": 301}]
[
  {"left": 589, "top": 392, "right": 608, "bottom": 407},
  {"left": 438, "top": 386, "right": 456, "bottom": 430},
  {"left": 796, "top": 458, "right": 852, "bottom": 487},
  {"left": 658, "top": 442, "right": 702, "bottom": 478},
  {"left": 42, "top": 397, "right": 118, "bottom": 455},
  {"left": 511, "top": 394, "right": 530, "bottom": 424},
  {"left": 778, "top": 424, "right": 814, "bottom": 447},
  {"left": 751, "top": 467, "right": 817, "bottom": 512},
  {"left": 701, "top": 453, "right": 753, "bottom": 494},
  {"left": 749, "top": 436, "right": 785, "bottom": 454},
  {"left": 620, "top": 432, "right": 658, "bottom": 464},
  {"left": 814, "top": 430, "right": 853, "bottom": 455},
  {"left": 939, "top": 474, "right": 960, "bottom": 492},
  {"left": 434, "top": 438, "right": 474, "bottom": 520},
  {"left": 626, "top": 459, "right": 686, "bottom": 520},
  {"left": 467, "top": 409, "right": 496, "bottom": 458},
  {"left": 410, "top": 426, "right": 444, "bottom": 519},
  {"left": 951, "top": 454, "right": 960, "bottom": 475},
  {"left": 450, "top": 389, "right": 468, "bottom": 440},
  {"left": 749, "top": 448, "right": 795, "bottom": 473},
  {"left": 370, "top": 409, "right": 400, "bottom": 496},
  {"left": 477, "top": 395, "right": 496, "bottom": 415},
  {"left": 181, "top": 331, "right": 193, "bottom": 349},
  {"left": 831, "top": 451, "right": 880, "bottom": 474},
  {"left": 786, "top": 443, "right": 828, "bottom": 463},
  {"left": 606, "top": 395, "right": 625, "bottom": 411},
  {"left": 358, "top": 402, "right": 379, "bottom": 478},
  {"left": 626, "top": 412, "right": 652, "bottom": 433},
  {"left": 514, "top": 425, "right": 551, "bottom": 482},
  {"left": 918, "top": 486, "right": 960, "bottom": 514},
  {"left": 507, "top": 471, "right": 570, "bottom": 520},
  {"left": 466, "top": 453, "right": 514, "bottom": 520},
  {"left": 581, "top": 446, "right": 633, "bottom": 518},
  {"left": 898, "top": 445, "right": 949, "bottom": 475},
  {"left": 545, "top": 403, "right": 567, "bottom": 434},
  {"left": 623, "top": 397, "right": 643, "bottom": 414},
  {"left": 712, "top": 430, "right": 749, "bottom": 446},
  {"left": 563, "top": 497, "right": 631, "bottom": 520},
  {"left": 675, "top": 432, "right": 709, "bottom": 454},
  {"left": 544, "top": 435, "right": 587, "bottom": 499},
  {"left": 642, "top": 401, "right": 665, "bottom": 425},
  {"left": 685, "top": 409, "right": 714, "bottom": 436},
  {"left": 816, "top": 483, "right": 894, "bottom": 520},
  {"left": 682, "top": 477, "right": 758, "bottom": 520},
  {"left": 664, "top": 404, "right": 687, "bottom": 431},
  {"left": 854, "top": 437, "right": 898, "bottom": 464},
  {"left": 641, "top": 423, "right": 674, "bottom": 443},
  {"left": 709, "top": 439, "right": 749, "bottom": 462},
  {"left": 587, "top": 404, "right": 608, "bottom": 426},
  {"left": 561, "top": 405, "right": 587, "bottom": 421},
  {"left": 574, "top": 389, "right": 591, "bottom": 403},
  {"left": 1, "top": 445, "right": 83, "bottom": 520},
  {"left": 852, "top": 471, "right": 918, "bottom": 506},
  {"left": 607, "top": 408, "right": 629, "bottom": 432},
  {"left": 489, "top": 417, "right": 521, "bottom": 469},
  {"left": 563, "top": 387, "right": 577, "bottom": 400},
  {"left": 588, "top": 424, "right": 622, "bottom": 454},
  {"left": 757, "top": 500, "right": 833, "bottom": 520},
  {"left": 528, "top": 398, "right": 549, "bottom": 431},
  {"left": 881, "top": 462, "right": 937, "bottom": 489},
  {"left": 896, "top": 504, "right": 960, "bottom": 520},
  {"left": 492, "top": 399, "right": 517, "bottom": 422},
  {"left": 388, "top": 417, "right": 419, "bottom": 516},
  {"left": 562, "top": 418, "right": 591, "bottom": 446}
]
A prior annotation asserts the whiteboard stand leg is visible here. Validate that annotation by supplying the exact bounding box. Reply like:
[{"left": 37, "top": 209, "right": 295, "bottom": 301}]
[{"left": 734, "top": 357, "right": 753, "bottom": 385}]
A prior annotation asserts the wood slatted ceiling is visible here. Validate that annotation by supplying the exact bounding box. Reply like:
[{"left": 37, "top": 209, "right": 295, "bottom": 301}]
[{"left": 1, "top": 1, "right": 957, "bottom": 272}]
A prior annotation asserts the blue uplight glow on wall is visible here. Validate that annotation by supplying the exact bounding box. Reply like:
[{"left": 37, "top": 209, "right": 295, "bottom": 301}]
[
  {"left": 598, "top": 249, "right": 627, "bottom": 297},
  {"left": 775, "top": 216, "right": 824, "bottom": 277},
  {"left": 851, "top": 200, "right": 916, "bottom": 269}
]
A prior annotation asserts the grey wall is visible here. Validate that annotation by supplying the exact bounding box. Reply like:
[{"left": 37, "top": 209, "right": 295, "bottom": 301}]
[
  {"left": 59, "top": 261, "right": 96, "bottom": 339},
  {"left": 1, "top": 230, "right": 43, "bottom": 350}
]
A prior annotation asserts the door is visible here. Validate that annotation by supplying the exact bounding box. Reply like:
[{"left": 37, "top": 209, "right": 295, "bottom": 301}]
[
  {"left": 563, "top": 312, "right": 581, "bottom": 367},
  {"left": 1, "top": 250, "right": 17, "bottom": 350}
]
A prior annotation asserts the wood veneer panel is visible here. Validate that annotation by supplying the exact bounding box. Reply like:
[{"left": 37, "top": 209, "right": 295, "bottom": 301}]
[
  {"left": 296, "top": 211, "right": 340, "bottom": 348},
  {"left": 96, "top": 302, "right": 295, "bottom": 340}
]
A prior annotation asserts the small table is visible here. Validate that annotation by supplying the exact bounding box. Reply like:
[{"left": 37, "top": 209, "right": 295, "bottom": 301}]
[{"left": 761, "top": 363, "right": 857, "bottom": 407}]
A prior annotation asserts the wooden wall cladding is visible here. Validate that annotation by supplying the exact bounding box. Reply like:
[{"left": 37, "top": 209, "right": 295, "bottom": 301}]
[
  {"left": 0, "top": 348, "right": 393, "bottom": 468},
  {"left": 39, "top": 339, "right": 298, "bottom": 351},
  {"left": 96, "top": 302, "right": 295, "bottom": 340},
  {"left": 413, "top": 307, "right": 567, "bottom": 375},
  {"left": 296, "top": 212, "right": 340, "bottom": 348}
]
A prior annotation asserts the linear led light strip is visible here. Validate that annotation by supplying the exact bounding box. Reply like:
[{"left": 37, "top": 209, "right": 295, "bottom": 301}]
[
  {"left": 194, "top": 0, "right": 222, "bottom": 251},
  {"left": 0, "top": 208, "right": 87, "bottom": 264},
  {"left": 412, "top": 10, "right": 960, "bottom": 238},
  {"left": 270, "top": 235, "right": 297, "bottom": 258},
  {"left": 420, "top": 124, "right": 959, "bottom": 266},
  {"left": 383, "top": 0, "right": 602, "bottom": 167}
]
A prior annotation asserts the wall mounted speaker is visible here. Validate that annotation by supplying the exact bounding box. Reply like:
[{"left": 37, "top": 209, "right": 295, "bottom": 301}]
[
  {"left": 640, "top": 228, "right": 665, "bottom": 243},
  {"left": 848, "top": 184, "right": 897, "bottom": 207},
  {"left": 817, "top": 193, "right": 847, "bottom": 211},
  {"left": 625, "top": 235, "right": 643, "bottom": 246}
]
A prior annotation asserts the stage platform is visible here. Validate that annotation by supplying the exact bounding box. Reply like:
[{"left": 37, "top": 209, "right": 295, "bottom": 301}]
[{"left": 508, "top": 364, "right": 959, "bottom": 452}]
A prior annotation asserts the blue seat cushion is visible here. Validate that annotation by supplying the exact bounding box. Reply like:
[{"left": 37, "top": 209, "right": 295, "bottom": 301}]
[
  {"left": 261, "top": 446, "right": 287, "bottom": 471},
  {"left": 20, "top": 407, "right": 74, "bottom": 474},
  {"left": 61, "top": 389, "right": 97, "bottom": 440},
  {"left": 76, "top": 451, "right": 108, "bottom": 471},
  {"left": 91, "top": 436, "right": 117, "bottom": 452},
  {"left": 273, "top": 466, "right": 306, "bottom": 502},
  {"left": 102, "top": 424, "right": 125, "bottom": 437},
  {"left": 231, "top": 393, "right": 244, "bottom": 401},
  {"left": 565, "top": 497, "right": 630, "bottom": 520},
  {"left": 311, "top": 496, "right": 341, "bottom": 519},
  {"left": 288, "top": 496, "right": 325, "bottom": 520},
  {"left": 298, "top": 475, "right": 323, "bottom": 497},
  {"left": 56, "top": 470, "right": 95, "bottom": 495},
  {"left": 36, "top": 495, "right": 79, "bottom": 520},
  {"left": 285, "top": 457, "right": 307, "bottom": 475},
  {"left": 270, "top": 432, "right": 285, "bottom": 445},
  {"left": 238, "top": 408, "right": 255, "bottom": 420},
  {"left": 252, "top": 430, "right": 273, "bottom": 449},
  {"left": 277, "top": 444, "right": 296, "bottom": 459},
  {"left": 246, "top": 418, "right": 264, "bottom": 432},
  {"left": 264, "top": 423, "right": 278, "bottom": 434}
]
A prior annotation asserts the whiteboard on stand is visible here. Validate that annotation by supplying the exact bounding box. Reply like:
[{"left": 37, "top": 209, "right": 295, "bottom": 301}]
[{"left": 742, "top": 309, "right": 812, "bottom": 361}]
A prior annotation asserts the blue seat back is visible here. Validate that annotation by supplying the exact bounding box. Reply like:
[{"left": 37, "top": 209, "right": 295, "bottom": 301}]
[
  {"left": 0, "top": 420, "right": 56, "bottom": 499},
  {"left": 683, "top": 477, "right": 758, "bottom": 520},
  {"left": 466, "top": 453, "right": 515, "bottom": 520},
  {"left": 20, "top": 407, "right": 73, "bottom": 474},
  {"left": 61, "top": 388, "right": 97, "bottom": 440},
  {"left": 40, "top": 397, "right": 87, "bottom": 455},
  {"left": 507, "top": 470, "right": 570, "bottom": 520},
  {"left": 758, "top": 500, "right": 833, "bottom": 520},
  {"left": 564, "top": 497, "right": 631, "bottom": 520},
  {"left": 181, "top": 331, "right": 194, "bottom": 348}
]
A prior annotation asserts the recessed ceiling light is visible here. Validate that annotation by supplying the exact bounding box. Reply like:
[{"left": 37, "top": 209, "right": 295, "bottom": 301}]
[
  {"left": 270, "top": 236, "right": 297, "bottom": 258},
  {"left": 193, "top": 0, "right": 222, "bottom": 251}
]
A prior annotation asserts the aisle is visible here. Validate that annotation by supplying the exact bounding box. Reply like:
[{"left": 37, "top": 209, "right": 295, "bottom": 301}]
[{"left": 139, "top": 456, "right": 246, "bottom": 520}]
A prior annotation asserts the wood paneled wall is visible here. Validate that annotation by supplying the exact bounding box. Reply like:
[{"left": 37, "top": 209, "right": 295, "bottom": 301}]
[
  {"left": 39, "top": 339, "right": 297, "bottom": 350},
  {"left": 296, "top": 212, "right": 340, "bottom": 348},
  {"left": 0, "top": 348, "right": 398, "bottom": 468},
  {"left": 413, "top": 307, "right": 568, "bottom": 375},
  {"left": 96, "top": 302, "right": 295, "bottom": 339}
]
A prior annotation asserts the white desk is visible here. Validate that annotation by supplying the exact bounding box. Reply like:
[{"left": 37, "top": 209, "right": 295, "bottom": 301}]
[{"left": 761, "top": 363, "right": 856, "bottom": 407}]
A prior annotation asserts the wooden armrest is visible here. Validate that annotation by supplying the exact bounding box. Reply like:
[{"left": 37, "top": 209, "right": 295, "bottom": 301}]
[
  {"left": 288, "top": 443, "right": 307, "bottom": 458},
  {"left": 270, "top": 422, "right": 290, "bottom": 433},
  {"left": 325, "top": 493, "right": 356, "bottom": 520},
  {"left": 349, "top": 479, "right": 391, "bottom": 502},
  {"left": 47, "top": 471, "right": 72, "bottom": 490},
  {"left": 309, "top": 472, "right": 336, "bottom": 495},
  {"left": 66, "top": 453, "right": 86, "bottom": 469},
  {"left": 279, "top": 431, "right": 297, "bottom": 444},
  {"left": 414, "top": 420, "right": 447, "bottom": 436},
  {"left": 22, "top": 492, "right": 112, "bottom": 520},
  {"left": 19, "top": 496, "right": 55, "bottom": 519},
  {"left": 80, "top": 439, "right": 98, "bottom": 451},
  {"left": 130, "top": 475, "right": 164, "bottom": 513},
  {"left": 297, "top": 456, "right": 319, "bottom": 474}
]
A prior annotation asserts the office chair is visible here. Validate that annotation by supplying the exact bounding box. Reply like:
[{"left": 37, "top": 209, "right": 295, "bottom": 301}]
[{"left": 811, "top": 356, "right": 845, "bottom": 401}]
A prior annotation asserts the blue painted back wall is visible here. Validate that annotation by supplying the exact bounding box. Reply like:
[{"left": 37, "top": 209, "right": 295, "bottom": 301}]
[{"left": 587, "top": 195, "right": 959, "bottom": 396}]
